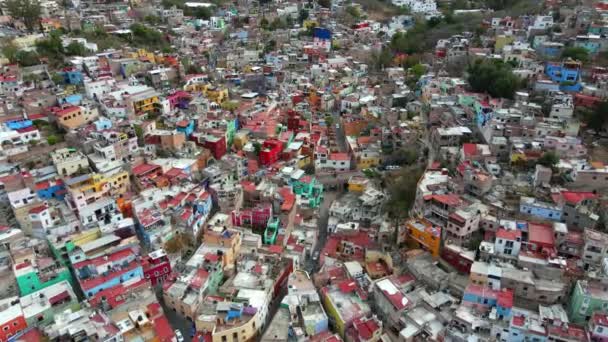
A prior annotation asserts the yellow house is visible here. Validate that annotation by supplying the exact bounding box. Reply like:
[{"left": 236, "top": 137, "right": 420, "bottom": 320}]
[
  {"left": 495, "top": 35, "right": 515, "bottom": 52},
  {"left": 13, "top": 34, "right": 44, "bottom": 50},
  {"left": 297, "top": 154, "right": 312, "bottom": 168},
  {"left": 41, "top": 18, "right": 62, "bottom": 32},
  {"left": 356, "top": 152, "right": 381, "bottom": 169},
  {"left": 321, "top": 284, "right": 371, "bottom": 337},
  {"left": 53, "top": 105, "right": 98, "bottom": 130},
  {"left": 128, "top": 89, "right": 160, "bottom": 116},
  {"left": 233, "top": 131, "right": 249, "bottom": 150},
  {"left": 347, "top": 176, "right": 369, "bottom": 192},
  {"left": 188, "top": 84, "right": 230, "bottom": 104}
]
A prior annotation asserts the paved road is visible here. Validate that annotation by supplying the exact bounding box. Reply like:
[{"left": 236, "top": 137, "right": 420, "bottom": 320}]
[
  {"left": 303, "top": 190, "right": 339, "bottom": 273},
  {"left": 156, "top": 285, "right": 194, "bottom": 342}
]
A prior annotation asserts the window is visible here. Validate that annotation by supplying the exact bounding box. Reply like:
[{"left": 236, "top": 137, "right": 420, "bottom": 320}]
[{"left": 3, "top": 326, "right": 8, "bottom": 331}]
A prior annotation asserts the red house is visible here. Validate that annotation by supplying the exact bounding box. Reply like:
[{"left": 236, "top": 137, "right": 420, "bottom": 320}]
[
  {"left": 527, "top": 223, "right": 556, "bottom": 255},
  {"left": 259, "top": 139, "right": 284, "bottom": 166},
  {"left": 231, "top": 203, "right": 273, "bottom": 230},
  {"left": 194, "top": 133, "right": 227, "bottom": 159},
  {"left": 0, "top": 302, "right": 27, "bottom": 342},
  {"left": 441, "top": 244, "right": 475, "bottom": 274},
  {"left": 142, "top": 249, "right": 172, "bottom": 286}
]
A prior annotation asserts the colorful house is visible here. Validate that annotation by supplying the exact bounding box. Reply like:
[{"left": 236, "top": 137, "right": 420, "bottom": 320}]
[
  {"left": 569, "top": 280, "right": 608, "bottom": 324},
  {"left": 176, "top": 119, "right": 195, "bottom": 137},
  {"left": 462, "top": 284, "right": 513, "bottom": 319},
  {"left": 142, "top": 249, "right": 172, "bottom": 286},
  {"left": 264, "top": 217, "right": 280, "bottom": 244},
  {"left": 60, "top": 68, "right": 84, "bottom": 85},
  {"left": 0, "top": 297, "right": 28, "bottom": 342},
  {"left": 73, "top": 248, "right": 144, "bottom": 298},
  {"left": 291, "top": 175, "right": 324, "bottom": 209},
  {"left": 35, "top": 179, "right": 66, "bottom": 200},
  {"left": 259, "top": 139, "right": 284, "bottom": 166},
  {"left": 545, "top": 60, "right": 582, "bottom": 92},
  {"left": 402, "top": 218, "right": 441, "bottom": 257},
  {"left": 14, "top": 259, "right": 73, "bottom": 296}
]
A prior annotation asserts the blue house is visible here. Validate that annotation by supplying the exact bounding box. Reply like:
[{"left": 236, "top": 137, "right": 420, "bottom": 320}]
[
  {"left": 94, "top": 117, "right": 112, "bottom": 130},
  {"left": 545, "top": 60, "right": 582, "bottom": 92},
  {"left": 462, "top": 284, "right": 513, "bottom": 320},
  {"left": 58, "top": 93, "right": 83, "bottom": 106},
  {"left": 36, "top": 179, "right": 66, "bottom": 201},
  {"left": 61, "top": 69, "right": 84, "bottom": 85},
  {"left": 520, "top": 196, "right": 562, "bottom": 221},
  {"left": 536, "top": 42, "right": 564, "bottom": 59},
  {"left": 176, "top": 119, "right": 195, "bottom": 137},
  {"left": 5, "top": 119, "right": 33, "bottom": 130},
  {"left": 574, "top": 35, "right": 601, "bottom": 55},
  {"left": 508, "top": 314, "right": 547, "bottom": 342}
]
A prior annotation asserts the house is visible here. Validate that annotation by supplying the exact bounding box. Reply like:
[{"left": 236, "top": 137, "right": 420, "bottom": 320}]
[
  {"left": 569, "top": 280, "right": 608, "bottom": 324},
  {"left": 0, "top": 297, "right": 28, "bottom": 341},
  {"left": 321, "top": 281, "right": 371, "bottom": 337},
  {"left": 142, "top": 249, "right": 172, "bottom": 286},
  {"left": 19, "top": 280, "right": 79, "bottom": 327},
  {"left": 51, "top": 148, "right": 90, "bottom": 177},
  {"left": 401, "top": 218, "right": 441, "bottom": 257},
  {"left": 494, "top": 228, "right": 522, "bottom": 258}
]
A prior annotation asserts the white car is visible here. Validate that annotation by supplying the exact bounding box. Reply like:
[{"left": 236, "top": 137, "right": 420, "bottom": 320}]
[{"left": 175, "top": 330, "right": 184, "bottom": 342}]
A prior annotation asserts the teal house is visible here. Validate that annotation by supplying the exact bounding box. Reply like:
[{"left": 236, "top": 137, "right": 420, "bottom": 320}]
[
  {"left": 291, "top": 175, "right": 324, "bottom": 209},
  {"left": 14, "top": 258, "right": 74, "bottom": 296},
  {"left": 569, "top": 280, "right": 608, "bottom": 324}
]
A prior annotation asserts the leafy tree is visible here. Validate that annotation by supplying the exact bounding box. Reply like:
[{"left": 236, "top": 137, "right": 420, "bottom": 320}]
[
  {"left": 264, "top": 39, "right": 276, "bottom": 53},
  {"left": 409, "top": 63, "right": 426, "bottom": 80},
  {"left": 35, "top": 31, "right": 64, "bottom": 62},
  {"left": 582, "top": 101, "right": 608, "bottom": 132},
  {"left": 561, "top": 46, "right": 589, "bottom": 63},
  {"left": 192, "top": 6, "right": 212, "bottom": 19},
  {"left": 144, "top": 15, "right": 162, "bottom": 25},
  {"left": 298, "top": 9, "right": 309, "bottom": 23},
  {"left": 537, "top": 152, "right": 559, "bottom": 168},
  {"left": 253, "top": 142, "right": 262, "bottom": 156},
  {"left": 65, "top": 41, "right": 87, "bottom": 56},
  {"left": 221, "top": 100, "right": 240, "bottom": 113},
  {"left": 386, "top": 166, "right": 424, "bottom": 221},
  {"left": 15, "top": 50, "right": 39, "bottom": 67},
  {"left": 260, "top": 17, "right": 269, "bottom": 30},
  {"left": 370, "top": 47, "right": 393, "bottom": 70},
  {"left": 346, "top": 6, "right": 361, "bottom": 19},
  {"left": 467, "top": 59, "right": 520, "bottom": 99},
  {"left": 1, "top": 40, "right": 18, "bottom": 63},
  {"left": 317, "top": 0, "right": 331, "bottom": 8},
  {"left": 5, "top": 0, "right": 41, "bottom": 31},
  {"left": 47, "top": 135, "right": 59, "bottom": 145}
]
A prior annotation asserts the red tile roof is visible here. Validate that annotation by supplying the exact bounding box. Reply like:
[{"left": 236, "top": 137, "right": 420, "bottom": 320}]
[
  {"left": 353, "top": 317, "right": 380, "bottom": 340},
  {"left": 496, "top": 228, "right": 521, "bottom": 241},
  {"left": 560, "top": 191, "right": 597, "bottom": 205},
  {"left": 153, "top": 316, "right": 175, "bottom": 342},
  {"left": 132, "top": 163, "right": 161, "bottom": 176},
  {"left": 28, "top": 205, "right": 47, "bottom": 214},
  {"left": 528, "top": 223, "right": 555, "bottom": 247}
]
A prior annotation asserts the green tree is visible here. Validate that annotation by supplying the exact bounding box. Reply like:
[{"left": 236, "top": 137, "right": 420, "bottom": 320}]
[
  {"left": 260, "top": 17, "right": 269, "bottom": 30},
  {"left": 346, "top": 5, "right": 360, "bottom": 19},
  {"left": 467, "top": 59, "right": 520, "bottom": 99},
  {"left": 1, "top": 40, "right": 18, "bottom": 63},
  {"left": 370, "top": 47, "right": 393, "bottom": 70},
  {"left": 582, "top": 101, "right": 608, "bottom": 132},
  {"left": 386, "top": 166, "right": 424, "bottom": 228},
  {"left": 298, "top": 9, "right": 309, "bottom": 23},
  {"left": 15, "top": 50, "right": 39, "bottom": 67},
  {"left": 264, "top": 39, "right": 276, "bottom": 53},
  {"left": 6, "top": 0, "right": 41, "bottom": 31},
  {"left": 192, "top": 6, "right": 212, "bottom": 19},
  {"left": 409, "top": 63, "right": 426, "bottom": 80},
  {"left": 253, "top": 142, "right": 262, "bottom": 156},
  {"left": 144, "top": 15, "right": 162, "bottom": 25},
  {"left": 561, "top": 46, "right": 589, "bottom": 63},
  {"left": 537, "top": 152, "right": 559, "bottom": 168},
  {"left": 317, "top": 0, "right": 331, "bottom": 8},
  {"left": 35, "top": 31, "right": 64, "bottom": 62},
  {"left": 65, "top": 41, "right": 87, "bottom": 56},
  {"left": 47, "top": 135, "right": 59, "bottom": 145}
]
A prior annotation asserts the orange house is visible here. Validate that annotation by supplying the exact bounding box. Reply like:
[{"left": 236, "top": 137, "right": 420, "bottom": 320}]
[{"left": 403, "top": 218, "right": 442, "bottom": 257}]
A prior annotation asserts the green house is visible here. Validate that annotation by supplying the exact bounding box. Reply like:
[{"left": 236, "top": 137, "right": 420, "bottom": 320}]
[
  {"left": 264, "top": 217, "right": 280, "bottom": 244},
  {"left": 15, "top": 260, "right": 74, "bottom": 296},
  {"left": 20, "top": 280, "right": 80, "bottom": 327},
  {"left": 291, "top": 175, "right": 324, "bottom": 209},
  {"left": 569, "top": 280, "right": 608, "bottom": 324}
]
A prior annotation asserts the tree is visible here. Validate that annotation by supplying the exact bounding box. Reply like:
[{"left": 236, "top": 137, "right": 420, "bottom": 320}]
[
  {"left": 386, "top": 166, "right": 424, "bottom": 229},
  {"left": 370, "top": 47, "right": 393, "bottom": 71},
  {"left": 5, "top": 0, "right": 41, "bottom": 31},
  {"left": 47, "top": 135, "right": 59, "bottom": 145},
  {"left": 221, "top": 100, "right": 240, "bottom": 113},
  {"left": 253, "top": 142, "right": 262, "bottom": 156},
  {"left": 317, "top": 0, "right": 331, "bottom": 8},
  {"left": 467, "top": 59, "right": 520, "bottom": 99},
  {"left": 561, "top": 46, "right": 589, "bottom": 63},
  {"left": 582, "top": 101, "right": 608, "bottom": 132},
  {"left": 346, "top": 6, "right": 361, "bottom": 19},
  {"left": 15, "top": 50, "right": 39, "bottom": 66},
  {"left": 1, "top": 40, "right": 18, "bottom": 63},
  {"left": 409, "top": 63, "right": 426, "bottom": 80},
  {"left": 35, "top": 30, "right": 64, "bottom": 62},
  {"left": 298, "top": 9, "right": 309, "bottom": 24},
  {"left": 65, "top": 41, "right": 87, "bottom": 56},
  {"left": 263, "top": 39, "right": 276, "bottom": 53},
  {"left": 260, "top": 17, "right": 269, "bottom": 30},
  {"left": 537, "top": 152, "right": 559, "bottom": 168}
]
